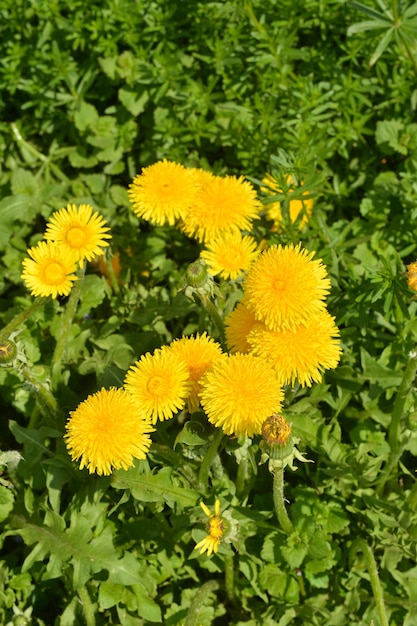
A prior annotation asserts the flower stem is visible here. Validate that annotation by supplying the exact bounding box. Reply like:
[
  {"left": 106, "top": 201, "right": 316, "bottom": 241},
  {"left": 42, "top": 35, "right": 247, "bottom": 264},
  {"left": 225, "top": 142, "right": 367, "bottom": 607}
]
[
  {"left": 0, "top": 297, "right": 49, "bottom": 342},
  {"left": 51, "top": 264, "right": 86, "bottom": 389},
  {"left": 198, "top": 427, "right": 226, "bottom": 493},
  {"left": 351, "top": 539, "right": 389, "bottom": 626},
  {"left": 224, "top": 553, "right": 236, "bottom": 604},
  {"left": 199, "top": 295, "right": 226, "bottom": 346},
  {"left": 20, "top": 366, "right": 63, "bottom": 424},
  {"left": 77, "top": 585, "right": 96, "bottom": 626},
  {"left": 273, "top": 467, "right": 294, "bottom": 535},
  {"left": 184, "top": 580, "right": 219, "bottom": 626},
  {"left": 388, "top": 351, "right": 417, "bottom": 452}
]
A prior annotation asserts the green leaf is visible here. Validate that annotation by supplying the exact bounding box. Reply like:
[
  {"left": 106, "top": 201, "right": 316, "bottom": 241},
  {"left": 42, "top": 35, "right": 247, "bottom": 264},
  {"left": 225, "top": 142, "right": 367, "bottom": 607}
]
[{"left": 0, "top": 485, "right": 15, "bottom": 523}]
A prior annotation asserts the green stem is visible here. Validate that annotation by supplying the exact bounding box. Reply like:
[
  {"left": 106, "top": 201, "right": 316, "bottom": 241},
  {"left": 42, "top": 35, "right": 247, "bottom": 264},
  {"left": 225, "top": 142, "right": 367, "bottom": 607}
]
[
  {"left": 51, "top": 264, "right": 86, "bottom": 389},
  {"left": 0, "top": 297, "right": 49, "bottom": 342},
  {"left": 106, "top": 252, "right": 120, "bottom": 294},
  {"left": 20, "top": 366, "right": 63, "bottom": 424},
  {"left": 224, "top": 553, "right": 236, "bottom": 604},
  {"left": 198, "top": 428, "right": 226, "bottom": 493},
  {"left": 351, "top": 539, "right": 389, "bottom": 626},
  {"left": 184, "top": 580, "right": 219, "bottom": 626},
  {"left": 11, "top": 123, "right": 69, "bottom": 182},
  {"left": 235, "top": 458, "right": 249, "bottom": 498},
  {"left": 273, "top": 467, "right": 294, "bottom": 535},
  {"left": 388, "top": 351, "right": 417, "bottom": 452},
  {"left": 77, "top": 585, "right": 96, "bottom": 626},
  {"left": 199, "top": 295, "right": 226, "bottom": 346}
]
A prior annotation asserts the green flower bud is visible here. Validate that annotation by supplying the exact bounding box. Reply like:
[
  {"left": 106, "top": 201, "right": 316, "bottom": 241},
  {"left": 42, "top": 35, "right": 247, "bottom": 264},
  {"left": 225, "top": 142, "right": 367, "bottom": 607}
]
[
  {"left": 185, "top": 260, "right": 209, "bottom": 289},
  {"left": 0, "top": 339, "right": 18, "bottom": 365}
]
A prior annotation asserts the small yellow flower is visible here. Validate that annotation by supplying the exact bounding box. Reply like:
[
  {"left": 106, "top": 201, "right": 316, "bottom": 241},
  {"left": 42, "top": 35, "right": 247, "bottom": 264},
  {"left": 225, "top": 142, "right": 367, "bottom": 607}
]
[
  {"left": 64, "top": 387, "right": 154, "bottom": 476},
  {"left": 128, "top": 160, "right": 200, "bottom": 225},
  {"left": 21, "top": 240, "right": 78, "bottom": 299},
  {"left": 167, "top": 334, "right": 223, "bottom": 413},
  {"left": 45, "top": 204, "right": 111, "bottom": 263},
  {"left": 225, "top": 301, "right": 258, "bottom": 354},
  {"left": 180, "top": 171, "right": 261, "bottom": 242},
  {"left": 248, "top": 310, "right": 342, "bottom": 386},
  {"left": 124, "top": 350, "right": 190, "bottom": 423},
  {"left": 243, "top": 243, "right": 331, "bottom": 332},
  {"left": 407, "top": 261, "right": 417, "bottom": 292},
  {"left": 262, "top": 173, "right": 313, "bottom": 229},
  {"left": 201, "top": 231, "right": 259, "bottom": 280},
  {"left": 195, "top": 499, "right": 225, "bottom": 556},
  {"left": 200, "top": 354, "right": 284, "bottom": 437}
]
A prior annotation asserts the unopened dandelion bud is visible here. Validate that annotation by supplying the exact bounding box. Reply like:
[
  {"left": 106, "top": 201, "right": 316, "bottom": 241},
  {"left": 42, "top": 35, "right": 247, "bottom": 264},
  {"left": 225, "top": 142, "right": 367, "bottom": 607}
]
[
  {"left": 261, "top": 414, "right": 293, "bottom": 460},
  {"left": 185, "top": 260, "right": 209, "bottom": 289},
  {"left": 0, "top": 339, "right": 18, "bottom": 365}
]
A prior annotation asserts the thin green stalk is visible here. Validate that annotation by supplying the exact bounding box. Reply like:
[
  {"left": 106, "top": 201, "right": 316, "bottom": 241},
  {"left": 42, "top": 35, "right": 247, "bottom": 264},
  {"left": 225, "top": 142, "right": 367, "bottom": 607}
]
[
  {"left": 388, "top": 351, "right": 417, "bottom": 452},
  {"left": 224, "top": 553, "right": 236, "bottom": 604},
  {"left": 20, "top": 366, "right": 63, "bottom": 424},
  {"left": 0, "top": 297, "right": 49, "bottom": 342},
  {"left": 199, "top": 295, "right": 226, "bottom": 346},
  {"left": 273, "top": 467, "right": 294, "bottom": 535},
  {"left": 51, "top": 264, "right": 86, "bottom": 389},
  {"left": 184, "top": 580, "right": 219, "bottom": 626},
  {"left": 351, "top": 539, "right": 389, "bottom": 626},
  {"left": 198, "top": 428, "right": 226, "bottom": 493},
  {"left": 77, "top": 585, "right": 96, "bottom": 626}
]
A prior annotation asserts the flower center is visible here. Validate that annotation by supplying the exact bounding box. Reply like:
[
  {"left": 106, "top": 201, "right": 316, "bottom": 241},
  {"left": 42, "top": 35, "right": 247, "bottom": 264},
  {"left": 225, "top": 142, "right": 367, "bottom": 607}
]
[
  {"left": 147, "top": 375, "right": 167, "bottom": 397},
  {"left": 43, "top": 261, "right": 66, "bottom": 285},
  {"left": 208, "top": 516, "right": 224, "bottom": 540},
  {"left": 66, "top": 226, "right": 88, "bottom": 248}
]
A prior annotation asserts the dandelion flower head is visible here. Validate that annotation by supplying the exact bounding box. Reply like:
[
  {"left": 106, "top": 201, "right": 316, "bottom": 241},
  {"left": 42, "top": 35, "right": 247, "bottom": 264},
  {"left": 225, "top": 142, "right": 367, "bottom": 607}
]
[
  {"left": 225, "top": 301, "right": 258, "bottom": 354},
  {"left": 243, "top": 243, "right": 331, "bottom": 332},
  {"left": 124, "top": 349, "right": 190, "bottom": 423},
  {"left": 64, "top": 387, "right": 154, "bottom": 476},
  {"left": 195, "top": 499, "right": 225, "bottom": 556},
  {"left": 262, "top": 173, "right": 313, "bottom": 229},
  {"left": 180, "top": 171, "right": 261, "bottom": 243},
  {"left": 128, "top": 159, "right": 200, "bottom": 226},
  {"left": 21, "top": 240, "right": 78, "bottom": 299},
  {"left": 248, "top": 310, "right": 342, "bottom": 387},
  {"left": 45, "top": 204, "right": 111, "bottom": 263},
  {"left": 200, "top": 353, "right": 284, "bottom": 437},
  {"left": 407, "top": 261, "right": 417, "bottom": 292},
  {"left": 201, "top": 231, "right": 259, "bottom": 280},
  {"left": 167, "top": 333, "right": 223, "bottom": 413}
]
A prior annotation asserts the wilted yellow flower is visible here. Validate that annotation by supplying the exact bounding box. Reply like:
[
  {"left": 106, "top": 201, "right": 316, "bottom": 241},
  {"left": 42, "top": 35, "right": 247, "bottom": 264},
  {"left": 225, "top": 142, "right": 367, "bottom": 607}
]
[
  {"left": 262, "top": 173, "right": 313, "bottom": 229},
  {"left": 244, "top": 243, "right": 331, "bottom": 332},
  {"left": 195, "top": 499, "right": 225, "bottom": 556},
  {"left": 124, "top": 349, "right": 190, "bottom": 423},
  {"left": 225, "top": 301, "right": 258, "bottom": 354},
  {"left": 45, "top": 204, "right": 111, "bottom": 262},
  {"left": 248, "top": 310, "right": 342, "bottom": 386},
  {"left": 201, "top": 231, "right": 259, "bottom": 280},
  {"left": 167, "top": 333, "right": 223, "bottom": 413},
  {"left": 128, "top": 160, "right": 200, "bottom": 225},
  {"left": 180, "top": 171, "right": 261, "bottom": 242},
  {"left": 200, "top": 354, "right": 284, "bottom": 437},
  {"left": 21, "top": 240, "right": 78, "bottom": 299},
  {"left": 64, "top": 387, "right": 154, "bottom": 476}
]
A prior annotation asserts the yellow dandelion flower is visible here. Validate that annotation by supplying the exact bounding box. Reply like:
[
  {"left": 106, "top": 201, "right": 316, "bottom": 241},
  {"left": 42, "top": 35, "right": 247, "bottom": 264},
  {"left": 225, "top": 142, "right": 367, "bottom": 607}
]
[
  {"left": 180, "top": 171, "right": 261, "bottom": 242},
  {"left": 124, "top": 349, "right": 190, "bottom": 424},
  {"left": 248, "top": 310, "right": 342, "bottom": 387},
  {"left": 45, "top": 204, "right": 111, "bottom": 263},
  {"left": 244, "top": 243, "right": 331, "bottom": 332},
  {"left": 167, "top": 333, "right": 223, "bottom": 413},
  {"left": 64, "top": 387, "right": 154, "bottom": 476},
  {"left": 200, "top": 354, "right": 284, "bottom": 437},
  {"left": 195, "top": 499, "right": 225, "bottom": 556},
  {"left": 128, "top": 159, "right": 200, "bottom": 226},
  {"left": 225, "top": 301, "right": 258, "bottom": 354},
  {"left": 201, "top": 231, "right": 259, "bottom": 280},
  {"left": 262, "top": 173, "right": 313, "bottom": 229},
  {"left": 407, "top": 261, "right": 417, "bottom": 292},
  {"left": 21, "top": 240, "right": 78, "bottom": 299}
]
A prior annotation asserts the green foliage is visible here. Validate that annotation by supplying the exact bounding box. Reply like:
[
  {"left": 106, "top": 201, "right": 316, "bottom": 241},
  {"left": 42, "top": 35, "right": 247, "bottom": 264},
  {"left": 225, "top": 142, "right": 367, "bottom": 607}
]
[{"left": 1, "top": 0, "right": 417, "bottom": 624}]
